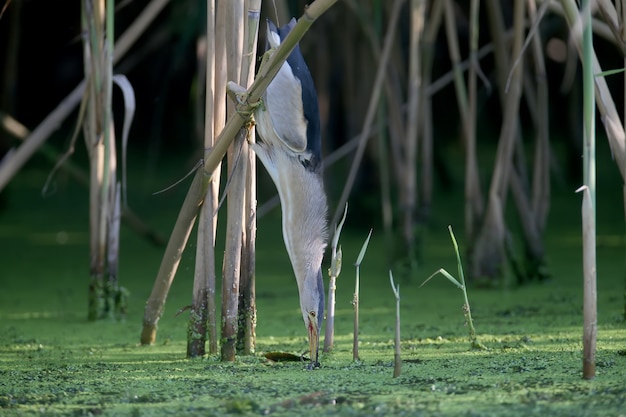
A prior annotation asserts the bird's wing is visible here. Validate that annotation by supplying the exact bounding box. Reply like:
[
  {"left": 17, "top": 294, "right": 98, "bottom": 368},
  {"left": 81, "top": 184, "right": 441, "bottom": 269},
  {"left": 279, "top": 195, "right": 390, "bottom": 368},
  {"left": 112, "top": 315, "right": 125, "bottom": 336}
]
[{"left": 264, "top": 60, "right": 309, "bottom": 153}]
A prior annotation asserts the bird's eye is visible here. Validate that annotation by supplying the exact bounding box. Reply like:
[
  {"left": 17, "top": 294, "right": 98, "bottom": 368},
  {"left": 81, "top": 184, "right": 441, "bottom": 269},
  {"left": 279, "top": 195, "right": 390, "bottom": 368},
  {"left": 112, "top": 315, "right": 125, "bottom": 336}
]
[{"left": 309, "top": 311, "right": 316, "bottom": 318}]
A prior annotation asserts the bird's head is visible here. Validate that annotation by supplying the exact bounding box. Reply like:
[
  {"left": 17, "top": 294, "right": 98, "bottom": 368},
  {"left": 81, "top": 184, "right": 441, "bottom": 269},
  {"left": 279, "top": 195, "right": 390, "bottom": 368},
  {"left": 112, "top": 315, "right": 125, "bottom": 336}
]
[{"left": 299, "top": 266, "right": 325, "bottom": 368}]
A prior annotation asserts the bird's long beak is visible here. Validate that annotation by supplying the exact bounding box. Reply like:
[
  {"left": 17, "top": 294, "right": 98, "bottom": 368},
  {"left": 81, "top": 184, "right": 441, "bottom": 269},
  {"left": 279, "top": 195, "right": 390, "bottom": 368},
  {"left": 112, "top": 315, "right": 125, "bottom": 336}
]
[{"left": 307, "top": 311, "right": 320, "bottom": 369}]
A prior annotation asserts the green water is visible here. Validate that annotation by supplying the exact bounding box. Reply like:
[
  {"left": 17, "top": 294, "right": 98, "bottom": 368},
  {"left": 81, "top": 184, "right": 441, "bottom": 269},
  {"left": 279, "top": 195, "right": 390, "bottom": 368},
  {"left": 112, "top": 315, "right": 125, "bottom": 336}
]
[{"left": 1, "top": 153, "right": 625, "bottom": 416}]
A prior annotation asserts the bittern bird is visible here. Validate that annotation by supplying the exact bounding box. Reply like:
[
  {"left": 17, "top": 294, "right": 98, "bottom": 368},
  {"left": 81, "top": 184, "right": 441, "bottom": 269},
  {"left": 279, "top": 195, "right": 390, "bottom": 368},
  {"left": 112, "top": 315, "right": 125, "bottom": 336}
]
[{"left": 253, "top": 18, "right": 328, "bottom": 368}]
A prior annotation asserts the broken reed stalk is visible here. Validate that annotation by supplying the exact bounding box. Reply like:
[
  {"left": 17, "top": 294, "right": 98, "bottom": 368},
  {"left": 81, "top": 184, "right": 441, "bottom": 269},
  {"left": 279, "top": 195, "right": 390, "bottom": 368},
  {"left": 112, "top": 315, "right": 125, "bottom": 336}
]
[
  {"left": 324, "top": 203, "right": 348, "bottom": 353},
  {"left": 389, "top": 271, "right": 401, "bottom": 378},
  {"left": 353, "top": 229, "right": 373, "bottom": 362},
  {"left": 141, "top": 0, "right": 339, "bottom": 346},
  {"left": 581, "top": 0, "right": 597, "bottom": 380}
]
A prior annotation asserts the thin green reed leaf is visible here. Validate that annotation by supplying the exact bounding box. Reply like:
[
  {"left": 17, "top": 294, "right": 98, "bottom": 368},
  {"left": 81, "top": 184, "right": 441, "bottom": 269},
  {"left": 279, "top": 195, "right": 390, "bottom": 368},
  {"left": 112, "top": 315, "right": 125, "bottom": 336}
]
[
  {"left": 419, "top": 268, "right": 464, "bottom": 290},
  {"left": 332, "top": 203, "right": 349, "bottom": 251},
  {"left": 356, "top": 229, "right": 373, "bottom": 267},
  {"left": 389, "top": 270, "right": 399, "bottom": 299},
  {"left": 595, "top": 67, "right": 626, "bottom": 77},
  {"left": 447, "top": 225, "right": 466, "bottom": 287}
]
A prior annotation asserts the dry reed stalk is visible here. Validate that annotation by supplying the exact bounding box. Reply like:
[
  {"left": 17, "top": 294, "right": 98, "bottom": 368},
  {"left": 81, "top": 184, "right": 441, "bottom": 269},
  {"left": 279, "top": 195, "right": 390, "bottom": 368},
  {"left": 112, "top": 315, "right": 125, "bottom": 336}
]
[
  {"left": 141, "top": 0, "right": 338, "bottom": 346},
  {"left": 0, "top": 0, "right": 170, "bottom": 191},
  {"left": 528, "top": 0, "right": 551, "bottom": 234},
  {"left": 187, "top": 0, "right": 217, "bottom": 358},
  {"left": 82, "top": 0, "right": 118, "bottom": 321},
  {"left": 442, "top": 0, "right": 483, "bottom": 249},
  {"left": 557, "top": 0, "right": 626, "bottom": 181},
  {"left": 403, "top": 0, "right": 425, "bottom": 258},
  {"left": 579, "top": 186, "right": 597, "bottom": 379},
  {"left": 107, "top": 182, "right": 124, "bottom": 318},
  {"left": 389, "top": 271, "right": 401, "bottom": 378},
  {"left": 221, "top": 0, "right": 246, "bottom": 362},
  {"left": 471, "top": 0, "right": 525, "bottom": 282},
  {"left": 208, "top": 0, "right": 227, "bottom": 356},
  {"left": 343, "top": 0, "right": 403, "bottom": 261},
  {"left": 237, "top": 0, "right": 262, "bottom": 356},
  {"left": 0, "top": 0, "right": 20, "bottom": 121},
  {"left": 466, "top": 0, "right": 484, "bottom": 244},
  {"left": 419, "top": 1, "right": 443, "bottom": 222},
  {"left": 141, "top": 167, "right": 204, "bottom": 345},
  {"left": 581, "top": 0, "right": 597, "bottom": 380}
]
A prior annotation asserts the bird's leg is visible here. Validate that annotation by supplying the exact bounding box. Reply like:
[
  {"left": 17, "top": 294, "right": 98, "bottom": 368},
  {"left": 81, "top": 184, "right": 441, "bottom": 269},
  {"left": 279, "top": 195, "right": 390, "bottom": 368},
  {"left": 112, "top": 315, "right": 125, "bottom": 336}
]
[{"left": 225, "top": 81, "right": 263, "bottom": 119}]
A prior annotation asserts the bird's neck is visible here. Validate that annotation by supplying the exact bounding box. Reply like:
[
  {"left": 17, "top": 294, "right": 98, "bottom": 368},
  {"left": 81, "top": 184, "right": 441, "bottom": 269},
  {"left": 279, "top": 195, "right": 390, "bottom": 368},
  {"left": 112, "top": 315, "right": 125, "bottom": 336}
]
[{"left": 272, "top": 155, "right": 328, "bottom": 286}]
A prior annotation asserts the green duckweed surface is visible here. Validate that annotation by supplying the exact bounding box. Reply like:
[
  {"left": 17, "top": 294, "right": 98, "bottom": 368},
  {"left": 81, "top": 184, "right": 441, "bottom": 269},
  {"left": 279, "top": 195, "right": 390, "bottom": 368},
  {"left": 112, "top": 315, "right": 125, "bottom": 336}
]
[{"left": 1, "top": 159, "right": 625, "bottom": 417}]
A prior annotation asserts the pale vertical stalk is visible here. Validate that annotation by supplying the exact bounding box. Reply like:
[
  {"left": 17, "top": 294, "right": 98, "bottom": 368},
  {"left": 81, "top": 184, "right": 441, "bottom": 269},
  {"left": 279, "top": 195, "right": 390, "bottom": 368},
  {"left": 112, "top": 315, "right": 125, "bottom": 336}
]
[
  {"left": 83, "top": 0, "right": 109, "bottom": 321},
  {"left": 102, "top": 0, "right": 116, "bottom": 316},
  {"left": 528, "top": 0, "right": 551, "bottom": 233},
  {"left": 104, "top": 122, "right": 118, "bottom": 317},
  {"left": 353, "top": 229, "right": 372, "bottom": 362},
  {"left": 352, "top": 265, "right": 360, "bottom": 362},
  {"left": 471, "top": 0, "right": 525, "bottom": 282},
  {"left": 581, "top": 0, "right": 597, "bottom": 380},
  {"left": 403, "top": 0, "right": 425, "bottom": 257},
  {"left": 443, "top": 0, "right": 482, "bottom": 248},
  {"left": 373, "top": 0, "right": 393, "bottom": 265},
  {"left": 83, "top": 0, "right": 99, "bottom": 321},
  {"left": 0, "top": 0, "right": 20, "bottom": 115},
  {"left": 188, "top": 0, "right": 217, "bottom": 358},
  {"left": 389, "top": 271, "right": 401, "bottom": 378},
  {"left": 558, "top": 0, "right": 626, "bottom": 180},
  {"left": 107, "top": 182, "right": 122, "bottom": 318},
  {"left": 465, "top": 0, "right": 483, "bottom": 244},
  {"left": 221, "top": 0, "right": 245, "bottom": 362},
  {"left": 141, "top": 168, "right": 204, "bottom": 345},
  {"left": 238, "top": 0, "right": 261, "bottom": 355},
  {"left": 324, "top": 204, "right": 347, "bottom": 353},
  {"left": 210, "top": 0, "right": 227, "bottom": 355},
  {"left": 419, "top": 1, "right": 444, "bottom": 221}
]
